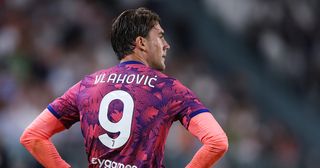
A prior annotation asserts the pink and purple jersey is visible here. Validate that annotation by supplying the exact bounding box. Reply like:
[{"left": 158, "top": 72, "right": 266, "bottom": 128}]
[{"left": 48, "top": 61, "right": 209, "bottom": 168}]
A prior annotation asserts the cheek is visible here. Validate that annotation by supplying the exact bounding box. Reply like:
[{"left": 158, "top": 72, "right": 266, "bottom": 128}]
[
  {"left": 157, "top": 41, "right": 164, "bottom": 51},
  {"left": 148, "top": 39, "right": 163, "bottom": 54},
  {"left": 150, "top": 43, "right": 160, "bottom": 53}
]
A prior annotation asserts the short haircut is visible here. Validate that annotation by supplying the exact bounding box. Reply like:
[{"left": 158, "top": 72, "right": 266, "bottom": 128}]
[{"left": 111, "top": 7, "right": 160, "bottom": 60}]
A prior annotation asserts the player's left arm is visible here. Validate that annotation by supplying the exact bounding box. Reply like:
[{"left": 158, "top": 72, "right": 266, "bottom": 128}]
[
  {"left": 186, "top": 112, "right": 228, "bottom": 168},
  {"left": 170, "top": 80, "right": 228, "bottom": 167},
  {"left": 20, "top": 109, "right": 71, "bottom": 168}
]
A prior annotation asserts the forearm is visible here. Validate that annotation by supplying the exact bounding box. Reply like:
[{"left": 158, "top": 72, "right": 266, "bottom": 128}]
[
  {"left": 20, "top": 133, "right": 70, "bottom": 168},
  {"left": 186, "top": 133, "right": 228, "bottom": 168},
  {"left": 186, "top": 113, "right": 228, "bottom": 168},
  {"left": 20, "top": 109, "right": 71, "bottom": 168}
]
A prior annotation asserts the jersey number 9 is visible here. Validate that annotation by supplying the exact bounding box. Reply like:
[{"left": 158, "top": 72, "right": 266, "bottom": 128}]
[{"left": 98, "top": 90, "right": 134, "bottom": 149}]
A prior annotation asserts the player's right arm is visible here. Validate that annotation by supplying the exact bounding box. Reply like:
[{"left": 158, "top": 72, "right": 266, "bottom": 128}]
[
  {"left": 186, "top": 112, "right": 228, "bottom": 168},
  {"left": 20, "top": 109, "right": 71, "bottom": 168}
]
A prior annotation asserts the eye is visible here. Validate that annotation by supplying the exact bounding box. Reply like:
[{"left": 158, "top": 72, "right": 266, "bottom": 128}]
[{"left": 159, "top": 32, "right": 165, "bottom": 39}]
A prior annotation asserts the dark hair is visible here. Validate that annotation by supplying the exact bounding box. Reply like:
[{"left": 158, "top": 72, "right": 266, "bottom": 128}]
[{"left": 111, "top": 7, "right": 160, "bottom": 60}]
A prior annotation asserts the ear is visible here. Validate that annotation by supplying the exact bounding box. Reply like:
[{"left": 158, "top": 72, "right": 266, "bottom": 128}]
[{"left": 135, "top": 36, "right": 147, "bottom": 51}]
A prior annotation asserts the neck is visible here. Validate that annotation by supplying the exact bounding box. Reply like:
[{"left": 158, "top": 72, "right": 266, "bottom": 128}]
[{"left": 120, "top": 53, "right": 148, "bottom": 66}]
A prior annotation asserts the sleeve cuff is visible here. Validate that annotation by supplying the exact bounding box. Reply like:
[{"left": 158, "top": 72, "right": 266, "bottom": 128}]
[
  {"left": 189, "top": 109, "right": 210, "bottom": 118},
  {"left": 47, "top": 104, "right": 61, "bottom": 119}
]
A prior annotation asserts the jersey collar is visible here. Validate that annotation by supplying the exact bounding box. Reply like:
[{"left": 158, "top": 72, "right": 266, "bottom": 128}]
[{"left": 119, "top": 60, "right": 145, "bottom": 66}]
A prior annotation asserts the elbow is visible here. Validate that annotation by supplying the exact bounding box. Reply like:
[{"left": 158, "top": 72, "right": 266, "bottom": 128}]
[
  {"left": 20, "top": 129, "right": 38, "bottom": 148},
  {"left": 20, "top": 129, "right": 43, "bottom": 153},
  {"left": 218, "top": 135, "right": 228, "bottom": 155},
  {"left": 205, "top": 133, "right": 229, "bottom": 155},
  {"left": 20, "top": 130, "right": 30, "bottom": 147}
]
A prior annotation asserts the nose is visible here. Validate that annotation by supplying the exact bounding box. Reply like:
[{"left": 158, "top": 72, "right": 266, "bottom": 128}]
[{"left": 164, "top": 40, "right": 170, "bottom": 50}]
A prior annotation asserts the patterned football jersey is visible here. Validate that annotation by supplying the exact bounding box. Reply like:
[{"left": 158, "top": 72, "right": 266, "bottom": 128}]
[{"left": 48, "top": 61, "right": 209, "bottom": 168}]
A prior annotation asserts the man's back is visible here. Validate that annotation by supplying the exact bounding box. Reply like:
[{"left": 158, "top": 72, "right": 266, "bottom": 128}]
[
  {"left": 20, "top": 8, "right": 228, "bottom": 168},
  {"left": 48, "top": 61, "right": 208, "bottom": 168}
]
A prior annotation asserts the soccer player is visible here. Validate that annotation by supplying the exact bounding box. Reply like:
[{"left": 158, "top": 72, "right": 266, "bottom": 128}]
[{"left": 20, "top": 7, "right": 228, "bottom": 168}]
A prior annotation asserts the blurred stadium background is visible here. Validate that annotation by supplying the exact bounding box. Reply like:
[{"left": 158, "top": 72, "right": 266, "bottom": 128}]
[{"left": 0, "top": 0, "right": 319, "bottom": 167}]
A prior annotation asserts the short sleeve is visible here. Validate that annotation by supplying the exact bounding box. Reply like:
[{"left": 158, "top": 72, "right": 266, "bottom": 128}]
[
  {"left": 169, "top": 80, "right": 209, "bottom": 128},
  {"left": 47, "top": 82, "right": 81, "bottom": 129}
]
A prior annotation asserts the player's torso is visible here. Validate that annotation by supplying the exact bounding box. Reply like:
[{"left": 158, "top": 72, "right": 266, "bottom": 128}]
[{"left": 77, "top": 62, "right": 174, "bottom": 168}]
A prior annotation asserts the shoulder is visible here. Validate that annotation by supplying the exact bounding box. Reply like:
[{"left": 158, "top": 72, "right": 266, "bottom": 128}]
[
  {"left": 156, "top": 72, "right": 188, "bottom": 91},
  {"left": 171, "top": 79, "right": 193, "bottom": 96},
  {"left": 153, "top": 71, "right": 192, "bottom": 94}
]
